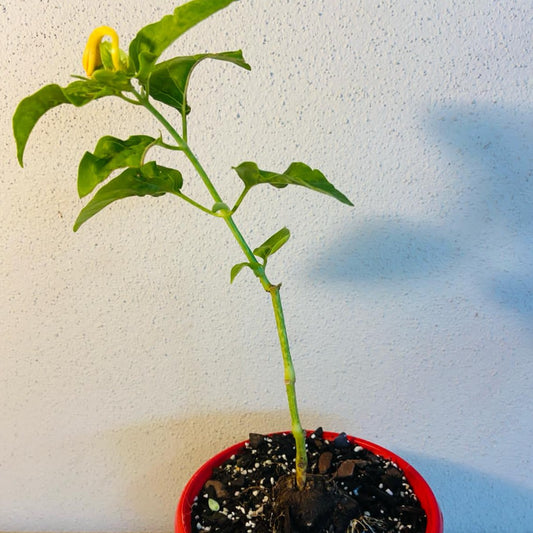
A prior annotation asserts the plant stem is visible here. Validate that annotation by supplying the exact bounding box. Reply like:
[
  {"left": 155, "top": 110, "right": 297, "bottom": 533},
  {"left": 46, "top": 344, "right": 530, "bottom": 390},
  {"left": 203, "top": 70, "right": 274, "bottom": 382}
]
[
  {"left": 133, "top": 88, "right": 223, "bottom": 204},
  {"left": 172, "top": 191, "right": 215, "bottom": 216},
  {"left": 268, "top": 283, "right": 308, "bottom": 490},
  {"left": 218, "top": 216, "right": 308, "bottom": 490},
  {"left": 230, "top": 185, "right": 250, "bottom": 214},
  {"left": 137, "top": 91, "right": 308, "bottom": 489}
]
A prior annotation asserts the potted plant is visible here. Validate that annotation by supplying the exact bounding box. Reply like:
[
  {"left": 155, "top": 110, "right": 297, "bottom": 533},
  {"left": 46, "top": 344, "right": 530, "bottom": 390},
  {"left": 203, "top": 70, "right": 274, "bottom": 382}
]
[{"left": 13, "top": 1, "right": 443, "bottom": 531}]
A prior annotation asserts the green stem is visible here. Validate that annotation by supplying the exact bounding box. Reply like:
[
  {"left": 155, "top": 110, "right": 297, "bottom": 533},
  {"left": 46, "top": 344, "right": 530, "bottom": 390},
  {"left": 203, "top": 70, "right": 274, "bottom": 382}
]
[
  {"left": 159, "top": 140, "right": 183, "bottom": 151},
  {"left": 118, "top": 93, "right": 142, "bottom": 105},
  {"left": 172, "top": 191, "right": 215, "bottom": 216},
  {"left": 136, "top": 89, "right": 308, "bottom": 489},
  {"left": 181, "top": 99, "right": 188, "bottom": 143},
  {"left": 231, "top": 186, "right": 250, "bottom": 215},
  {"left": 133, "top": 88, "right": 223, "bottom": 204},
  {"left": 268, "top": 283, "right": 308, "bottom": 490}
]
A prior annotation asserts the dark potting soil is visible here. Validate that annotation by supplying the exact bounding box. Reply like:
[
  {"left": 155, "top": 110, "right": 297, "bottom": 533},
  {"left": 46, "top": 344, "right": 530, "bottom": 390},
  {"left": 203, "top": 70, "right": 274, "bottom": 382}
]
[{"left": 191, "top": 428, "right": 427, "bottom": 532}]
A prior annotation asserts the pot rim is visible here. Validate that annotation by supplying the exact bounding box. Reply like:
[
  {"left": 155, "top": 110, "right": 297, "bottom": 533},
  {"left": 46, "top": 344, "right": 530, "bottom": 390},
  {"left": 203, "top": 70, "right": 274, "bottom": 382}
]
[{"left": 176, "top": 430, "right": 443, "bottom": 533}]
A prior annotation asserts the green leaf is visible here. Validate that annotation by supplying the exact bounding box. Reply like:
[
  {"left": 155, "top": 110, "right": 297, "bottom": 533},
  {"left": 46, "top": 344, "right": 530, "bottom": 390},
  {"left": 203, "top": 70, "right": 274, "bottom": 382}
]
[
  {"left": 230, "top": 262, "right": 251, "bottom": 283},
  {"left": 98, "top": 41, "right": 132, "bottom": 75},
  {"left": 78, "top": 135, "right": 159, "bottom": 198},
  {"left": 148, "top": 50, "right": 250, "bottom": 115},
  {"left": 233, "top": 161, "right": 354, "bottom": 206},
  {"left": 13, "top": 84, "right": 69, "bottom": 166},
  {"left": 129, "top": 0, "right": 239, "bottom": 80},
  {"left": 253, "top": 227, "right": 290, "bottom": 262},
  {"left": 212, "top": 201, "right": 230, "bottom": 214},
  {"left": 92, "top": 69, "right": 134, "bottom": 92},
  {"left": 208, "top": 498, "right": 220, "bottom": 512},
  {"left": 230, "top": 261, "right": 265, "bottom": 283},
  {"left": 61, "top": 79, "right": 118, "bottom": 106},
  {"left": 73, "top": 162, "right": 183, "bottom": 231},
  {"left": 13, "top": 79, "right": 127, "bottom": 166}
]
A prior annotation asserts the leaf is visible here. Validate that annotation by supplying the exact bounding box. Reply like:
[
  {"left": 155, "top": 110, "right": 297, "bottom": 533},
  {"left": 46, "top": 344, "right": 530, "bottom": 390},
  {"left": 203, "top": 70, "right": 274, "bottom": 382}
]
[
  {"left": 73, "top": 162, "right": 183, "bottom": 231},
  {"left": 92, "top": 69, "right": 134, "bottom": 92},
  {"left": 148, "top": 50, "right": 250, "bottom": 115},
  {"left": 253, "top": 227, "right": 290, "bottom": 262},
  {"left": 13, "top": 84, "right": 69, "bottom": 166},
  {"left": 13, "top": 80, "right": 125, "bottom": 166},
  {"left": 98, "top": 41, "right": 132, "bottom": 75},
  {"left": 208, "top": 498, "right": 220, "bottom": 512},
  {"left": 61, "top": 79, "right": 118, "bottom": 106},
  {"left": 233, "top": 161, "right": 354, "bottom": 206},
  {"left": 212, "top": 201, "right": 230, "bottom": 214},
  {"left": 129, "top": 0, "right": 239, "bottom": 80},
  {"left": 78, "top": 135, "right": 158, "bottom": 198},
  {"left": 230, "top": 261, "right": 264, "bottom": 283},
  {"left": 230, "top": 262, "right": 251, "bottom": 283}
]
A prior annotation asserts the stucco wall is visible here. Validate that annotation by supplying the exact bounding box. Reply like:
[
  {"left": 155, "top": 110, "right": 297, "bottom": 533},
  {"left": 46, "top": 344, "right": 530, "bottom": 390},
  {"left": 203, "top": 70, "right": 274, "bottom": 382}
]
[{"left": 1, "top": 1, "right": 532, "bottom": 531}]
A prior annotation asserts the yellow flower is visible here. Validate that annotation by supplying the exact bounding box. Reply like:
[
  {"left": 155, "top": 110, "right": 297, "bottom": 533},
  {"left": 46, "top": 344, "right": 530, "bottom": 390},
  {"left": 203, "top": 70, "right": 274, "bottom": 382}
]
[{"left": 82, "top": 25, "right": 120, "bottom": 77}]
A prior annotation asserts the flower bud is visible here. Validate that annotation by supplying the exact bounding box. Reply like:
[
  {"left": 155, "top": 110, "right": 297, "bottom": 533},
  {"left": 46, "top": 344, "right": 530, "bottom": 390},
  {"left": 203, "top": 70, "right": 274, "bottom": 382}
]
[{"left": 82, "top": 25, "right": 120, "bottom": 77}]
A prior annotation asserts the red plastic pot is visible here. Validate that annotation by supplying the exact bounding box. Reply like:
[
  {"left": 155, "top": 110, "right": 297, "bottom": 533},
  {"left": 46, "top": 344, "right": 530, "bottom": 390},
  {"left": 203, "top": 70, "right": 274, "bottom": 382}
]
[{"left": 176, "top": 431, "right": 443, "bottom": 533}]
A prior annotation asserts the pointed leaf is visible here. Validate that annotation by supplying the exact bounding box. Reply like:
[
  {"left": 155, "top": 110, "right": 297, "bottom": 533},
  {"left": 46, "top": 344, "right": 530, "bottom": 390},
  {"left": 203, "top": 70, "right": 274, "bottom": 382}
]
[
  {"left": 233, "top": 161, "right": 353, "bottom": 206},
  {"left": 232, "top": 161, "right": 279, "bottom": 188},
  {"left": 78, "top": 135, "right": 158, "bottom": 197},
  {"left": 73, "top": 162, "right": 183, "bottom": 231},
  {"left": 129, "top": 0, "right": 239, "bottom": 79},
  {"left": 253, "top": 227, "right": 290, "bottom": 261},
  {"left": 230, "top": 261, "right": 265, "bottom": 283},
  {"left": 61, "top": 79, "right": 118, "bottom": 106},
  {"left": 149, "top": 50, "right": 250, "bottom": 114},
  {"left": 13, "top": 79, "right": 128, "bottom": 166},
  {"left": 13, "top": 84, "right": 69, "bottom": 166},
  {"left": 230, "top": 262, "right": 251, "bottom": 283}
]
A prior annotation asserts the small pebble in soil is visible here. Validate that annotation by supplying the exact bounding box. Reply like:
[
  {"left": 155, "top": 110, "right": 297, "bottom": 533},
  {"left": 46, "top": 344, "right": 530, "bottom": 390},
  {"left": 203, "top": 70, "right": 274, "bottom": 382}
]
[{"left": 191, "top": 429, "right": 427, "bottom": 532}]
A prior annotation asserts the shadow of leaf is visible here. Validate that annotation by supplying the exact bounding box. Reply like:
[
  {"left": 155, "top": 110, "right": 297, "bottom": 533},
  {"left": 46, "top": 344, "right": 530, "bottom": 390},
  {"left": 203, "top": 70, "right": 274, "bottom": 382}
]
[
  {"left": 312, "top": 217, "right": 457, "bottom": 284},
  {"left": 490, "top": 271, "right": 533, "bottom": 316},
  {"left": 431, "top": 105, "right": 533, "bottom": 316}
]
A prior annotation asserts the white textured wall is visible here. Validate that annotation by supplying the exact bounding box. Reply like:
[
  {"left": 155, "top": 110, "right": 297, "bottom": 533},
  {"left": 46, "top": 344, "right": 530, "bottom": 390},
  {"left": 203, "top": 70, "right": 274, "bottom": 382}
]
[{"left": 1, "top": 1, "right": 532, "bottom": 532}]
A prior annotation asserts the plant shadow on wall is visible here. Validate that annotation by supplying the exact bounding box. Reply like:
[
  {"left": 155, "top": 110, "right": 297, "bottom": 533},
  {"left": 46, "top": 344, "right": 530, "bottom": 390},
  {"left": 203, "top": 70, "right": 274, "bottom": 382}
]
[
  {"left": 310, "top": 105, "right": 533, "bottom": 531},
  {"left": 433, "top": 104, "right": 533, "bottom": 318},
  {"left": 313, "top": 106, "right": 532, "bottom": 316},
  {"left": 311, "top": 217, "right": 456, "bottom": 284},
  {"left": 312, "top": 106, "right": 532, "bottom": 317}
]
